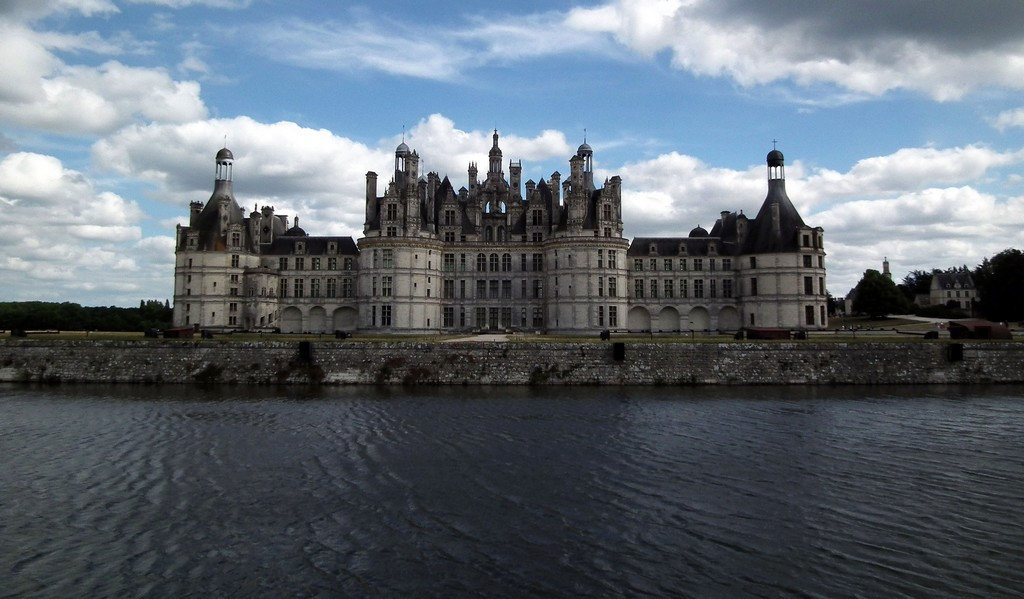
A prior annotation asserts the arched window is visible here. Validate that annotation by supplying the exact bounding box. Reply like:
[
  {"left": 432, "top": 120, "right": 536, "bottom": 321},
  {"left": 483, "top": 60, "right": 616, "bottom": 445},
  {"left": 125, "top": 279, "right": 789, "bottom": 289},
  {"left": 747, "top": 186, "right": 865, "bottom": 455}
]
[
  {"left": 477, "top": 253, "right": 487, "bottom": 271},
  {"left": 489, "top": 253, "right": 499, "bottom": 272}
]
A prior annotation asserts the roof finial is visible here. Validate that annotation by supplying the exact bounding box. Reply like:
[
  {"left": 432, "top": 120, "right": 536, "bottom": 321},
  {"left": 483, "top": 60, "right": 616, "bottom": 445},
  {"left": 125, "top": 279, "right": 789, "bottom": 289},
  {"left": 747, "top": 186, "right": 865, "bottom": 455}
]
[
  {"left": 223, "top": 133, "right": 227, "bottom": 149},
  {"left": 772, "top": 138, "right": 778, "bottom": 149},
  {"left": 402, "top": 124, "right": 405, "bottom": 143},
  {"left": 584, "top": 127, "right": 587, "bottom": 144}
]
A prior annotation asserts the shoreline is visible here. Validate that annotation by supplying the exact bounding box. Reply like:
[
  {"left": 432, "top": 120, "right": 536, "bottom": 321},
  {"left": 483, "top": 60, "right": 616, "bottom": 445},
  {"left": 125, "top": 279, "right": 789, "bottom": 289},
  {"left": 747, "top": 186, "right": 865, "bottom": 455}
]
[{"left": 2, "top": 338, "right": 1022, "bottom": 386}]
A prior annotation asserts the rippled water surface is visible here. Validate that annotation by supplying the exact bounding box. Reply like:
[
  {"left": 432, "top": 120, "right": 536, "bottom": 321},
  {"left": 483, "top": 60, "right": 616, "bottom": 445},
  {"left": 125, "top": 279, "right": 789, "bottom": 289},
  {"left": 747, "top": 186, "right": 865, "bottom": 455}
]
[{"left": 2, "top": 384, "right": 1023, "bottom": 598}]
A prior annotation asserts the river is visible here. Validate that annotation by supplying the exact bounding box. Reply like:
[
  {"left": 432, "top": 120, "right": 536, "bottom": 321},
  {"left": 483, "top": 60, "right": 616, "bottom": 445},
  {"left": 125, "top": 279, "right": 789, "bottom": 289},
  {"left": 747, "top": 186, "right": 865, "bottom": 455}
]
[{"left": 2, "top": 384, "right": 1022, "bottom": 597}]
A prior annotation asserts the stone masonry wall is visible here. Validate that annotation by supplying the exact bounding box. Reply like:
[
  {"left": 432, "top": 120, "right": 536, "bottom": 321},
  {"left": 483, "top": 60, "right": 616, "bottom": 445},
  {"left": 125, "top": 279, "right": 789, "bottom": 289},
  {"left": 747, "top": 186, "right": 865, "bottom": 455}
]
[{"left": 1, "top": 340, "right": 1022, "bottom": 385}]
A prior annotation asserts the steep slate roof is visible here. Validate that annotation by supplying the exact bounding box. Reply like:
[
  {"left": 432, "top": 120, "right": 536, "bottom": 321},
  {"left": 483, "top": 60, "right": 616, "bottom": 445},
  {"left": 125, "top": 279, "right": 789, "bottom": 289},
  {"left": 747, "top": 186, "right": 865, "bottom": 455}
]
[{"left": 742, "top": 178, "right": 807, "bottom": 254}]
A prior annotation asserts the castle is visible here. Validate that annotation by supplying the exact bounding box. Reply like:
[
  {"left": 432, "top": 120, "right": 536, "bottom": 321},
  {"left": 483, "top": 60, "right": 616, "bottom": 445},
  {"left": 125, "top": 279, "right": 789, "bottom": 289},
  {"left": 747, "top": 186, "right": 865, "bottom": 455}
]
[{"left": 173, "top": 133, "right": 827, "bottom": 334}]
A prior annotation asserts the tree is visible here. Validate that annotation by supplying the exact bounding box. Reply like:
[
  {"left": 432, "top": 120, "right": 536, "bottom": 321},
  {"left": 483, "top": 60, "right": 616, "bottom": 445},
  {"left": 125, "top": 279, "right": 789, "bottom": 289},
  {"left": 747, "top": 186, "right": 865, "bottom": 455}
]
[
  {"left": 974, "top": 248, "right": 1024, "bottom": 322},
  {"left": 852, "top": 269, "right": 911, "bottom": 318},
  {"left": 899, "top": 269, "right": 933, "bottom": 302}
]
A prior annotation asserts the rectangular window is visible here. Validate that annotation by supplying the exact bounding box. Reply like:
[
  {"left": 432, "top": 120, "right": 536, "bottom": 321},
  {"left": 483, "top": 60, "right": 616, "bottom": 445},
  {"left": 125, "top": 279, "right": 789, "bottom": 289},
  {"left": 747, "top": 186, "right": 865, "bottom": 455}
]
[
  {"left": 634, "top": 279, "right": 645, "bottom": 299},
  {"left": 709, "top": 259, "right": 716, "bottom": 272},
  {"left": 532, "top": 254, "right": 544, "bottom": 271},
  {"left": 607, "top": 251, "right": 616, "bottom": 269},
  {"left": 476, "top": 307, "right": 487, "bottom": 327},
  {"left": 476, "top": 280, "right": 487, "bottom": 299},
  {"left": 693, "top": 258, "right": 703, "bottom": 271},
  {"left": 649, "top": 279, "right": 658, "bottom": 298},
  {"left": 608, "top": 277, "right": 617, "bottom": 297},
  {"left": 460, "top": 254, "right": 467, "bottom": 272},
  {"left": 311, "top": 257, "right": 321, "bottom": 270},
  {"left": 460, "top": 279, "right": 467, "bottom": 299},
  {"left": 342, "top": 278, "right": 352, "bottom": 298},
  {"left": 344, "top": 257, "right": 354, "bottom": 270},
  {"left": 279, "top": 278, "right": 287, "bottom": 297},
  {"left": 804, "top": 276, "right": 814, "bottom": 295},
  {"left": 609, "top": 306, "right": 618, "bottom": 328},
  {"left": 665, "top": 280, "right": 674, "bottom": 298},
  {"left": 382, "top": 276, "right": 392, "bottom": 297},
  {"left": 382, "top": 249, "right": 394, "bottom": 268},
  {"left": 664, "top": 258, "right": 673, "bottom": 271},
  {"left": 649, "top": 258, "right": 657, "bottom": 271},
  {"left": 327, "top": 278, "right": 337, "bottom": 298},
  {"left": 694, "top": 279, "right": 704, "bottom": 298},
  {"left": 533, "top": 279, "right": 543, "bottom": 299},
  {"left": 386, "top": 226, "right": 397, "bottom": 237},
  {"left": 532, "top": 307, "right": 544, "bottom": 327},
  {"left": 722, "top": 258, "right": 732, "bottom": 271},
  {"left": 681, "top": 279, "right": 688, "bottom": 298},
  {"left": 598, "top": 306, "right": 605, "bottom": 327},
  {"left": 723, "top": 279, "right": 733, "bottom": 298},
  {"left": 710, "top": 279, "right": 717, "bottom": 298},
  {"left": 381, "top": 305, "right": 392, "bottom": 326},
  {"left": 311, "top": 279, "right": 321, "bottom": 297},
  {"left": 295, "top": 257, "right": 305, "bottom": 270},
  {"left": 521, "top": 254, "right": 527, "bottom": 271},
  {"left": 229, "top": 287, "right": 238, "bottom": 296},
  {"left": 502, "top": 280, "right": 512, "bottom": 299},
  {"left": 443, "top": 253, "right": 455, "bottom": 272},
  {"left": 598, "top": 276, "right": 604, "bottom": 297},
  {"left": 803, "top": 254, "right": 812, "bottom": 267},
  {"left": 443, "top": 307, "right": 454, "bottom": 327},
  {"left": 680, "top": 258, "right": 687, "bottom": 271},
  {"left": 634, "top": 259, "right": 644, "bottom": 272},
  {"left": 294, "top": 279, "right": 304, "bottom": 298},
  {"left": 279, "top": 257, "right": 288, "bottom": 270},
  {"left": 231, "top": 233, "right": 241, "bottom": 248},
  {"left": 231, "top": 254, "right": 239, "bottom": 268},
  {"left": 819, "top": 277, "right": 825, "bottom": 295},
  {"left": 750, "top": 278, "right": 758, "bottom": 296},
  {"left": 443, "top": 279, "right": 455, "bottom": 299},
  {"left": 805, "top": 305, "right": 815, "bottom": 325},
  {"left": 489, "top": 280, "right": 499, "bottom": 299},
  {"left": 749, "top": 256, "right": 757, "bottom": 269},
  {"left": 597, "top": 249, "right": 604, "bottom": 268}
]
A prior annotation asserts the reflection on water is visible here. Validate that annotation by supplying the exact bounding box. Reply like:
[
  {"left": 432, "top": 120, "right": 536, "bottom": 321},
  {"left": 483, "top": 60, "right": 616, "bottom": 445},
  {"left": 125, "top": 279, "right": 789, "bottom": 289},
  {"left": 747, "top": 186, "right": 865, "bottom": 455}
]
[{"left": 2, "top": 384, "right": 1023, "bottom": 597}]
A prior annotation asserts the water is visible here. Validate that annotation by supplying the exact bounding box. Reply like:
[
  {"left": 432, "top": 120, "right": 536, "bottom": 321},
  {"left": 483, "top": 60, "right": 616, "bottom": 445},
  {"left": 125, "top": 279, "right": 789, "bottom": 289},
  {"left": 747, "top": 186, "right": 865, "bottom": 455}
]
[{"left": 2, "top": 384, "right": 1023, "bottom": 598}]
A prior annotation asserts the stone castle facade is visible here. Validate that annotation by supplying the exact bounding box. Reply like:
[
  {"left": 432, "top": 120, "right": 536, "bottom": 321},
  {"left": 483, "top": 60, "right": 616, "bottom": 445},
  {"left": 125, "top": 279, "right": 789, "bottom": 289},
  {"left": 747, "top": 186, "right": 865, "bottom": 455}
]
[{"left": 173, "top": 133, "right": 827, "bottom": 334}]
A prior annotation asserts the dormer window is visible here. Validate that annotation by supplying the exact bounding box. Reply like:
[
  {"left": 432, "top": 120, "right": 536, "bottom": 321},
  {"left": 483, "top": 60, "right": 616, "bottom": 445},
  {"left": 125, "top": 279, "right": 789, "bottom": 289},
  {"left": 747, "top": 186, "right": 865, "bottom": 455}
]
[
  {"left": 678, "top": 243, "right": 687, "bottom": 255},
  {"left": 328, "top": 242, "right": 337, "bottom": 254},
  {"left": 648, "top": 243, "right": 657, "bottom": 255},
  {"left": 295, "top": 242, "right": 305, "bottom": 253},
  {"left": 708, "top": 242, "right": 717, "bottom": 254}
]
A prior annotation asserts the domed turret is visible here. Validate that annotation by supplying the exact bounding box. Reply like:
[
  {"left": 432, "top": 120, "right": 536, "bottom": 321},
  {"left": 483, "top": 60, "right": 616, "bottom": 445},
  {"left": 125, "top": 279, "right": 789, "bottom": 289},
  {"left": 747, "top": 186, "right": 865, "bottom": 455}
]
[
  {"left": 767, "top": 149, "right": 784, "bottom": 167},
  {"left": 216, "top": 147, "right": 234, "bottom": 162},
  {"left": 689, "top": 225, "right": 708, "bottom": 238},
  {"left": 395, "top": 141, "right": 410, "bottom": 157},
  {"left": 577, "top": 142, "right": 593, "bottom": 157}
]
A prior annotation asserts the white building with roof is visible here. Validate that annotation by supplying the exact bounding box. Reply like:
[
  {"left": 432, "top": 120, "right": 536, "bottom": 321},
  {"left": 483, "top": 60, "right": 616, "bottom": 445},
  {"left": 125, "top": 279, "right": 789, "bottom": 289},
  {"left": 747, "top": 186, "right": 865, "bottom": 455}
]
[{"left": 173, "top": 137, "right": 826, "bottom": 333}]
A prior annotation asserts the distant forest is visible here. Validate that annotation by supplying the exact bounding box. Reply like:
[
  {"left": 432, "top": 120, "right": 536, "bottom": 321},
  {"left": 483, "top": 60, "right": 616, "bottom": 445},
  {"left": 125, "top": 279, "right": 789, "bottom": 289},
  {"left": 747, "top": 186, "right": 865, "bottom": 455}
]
[{"left": 0, "top": 300, "right": 172, "bottom": 332}]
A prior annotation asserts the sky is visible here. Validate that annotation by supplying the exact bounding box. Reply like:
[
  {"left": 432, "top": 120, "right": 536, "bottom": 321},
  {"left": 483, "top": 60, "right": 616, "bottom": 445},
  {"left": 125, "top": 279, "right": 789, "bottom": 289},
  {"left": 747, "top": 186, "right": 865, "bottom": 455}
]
[{"left": 2, "top": 0, "right": 1024, "bottom": 307}]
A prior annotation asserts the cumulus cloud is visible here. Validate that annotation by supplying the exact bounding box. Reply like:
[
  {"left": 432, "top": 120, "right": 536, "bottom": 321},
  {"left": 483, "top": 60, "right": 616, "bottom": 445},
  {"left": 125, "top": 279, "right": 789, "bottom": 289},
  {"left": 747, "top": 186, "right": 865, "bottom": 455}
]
[
  {"left": 0, "top": 23, "right": 207, "bottom": 135},
  {"left": 566, "top": 0, "right": 1024, "bottom": 100},
  {"left": 992, "top": 107, "right": 1024, "bottom": 132},
  {"left": 612, "top": 143, "right": 1024, "bottom": 294},
  {"left": 0, "top": 151, "right": 170, "bottom": 304}
]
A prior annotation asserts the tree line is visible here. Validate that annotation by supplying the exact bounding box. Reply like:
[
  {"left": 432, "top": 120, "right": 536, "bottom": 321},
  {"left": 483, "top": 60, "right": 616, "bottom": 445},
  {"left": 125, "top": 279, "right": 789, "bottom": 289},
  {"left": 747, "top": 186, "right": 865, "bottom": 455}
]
[
  {"left": 851, "top": 248, "right": 1024, "bottom": 322},
  {"left": 0, "top": 300, "right": 172, "bottom": 332}
]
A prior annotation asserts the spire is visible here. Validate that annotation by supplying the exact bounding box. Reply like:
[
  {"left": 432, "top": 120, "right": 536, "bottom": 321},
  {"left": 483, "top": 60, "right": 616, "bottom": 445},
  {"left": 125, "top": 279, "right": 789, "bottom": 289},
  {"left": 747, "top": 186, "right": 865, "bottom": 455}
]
[{"left": 488, "top": 129, "right": 502, "bottom": 175}]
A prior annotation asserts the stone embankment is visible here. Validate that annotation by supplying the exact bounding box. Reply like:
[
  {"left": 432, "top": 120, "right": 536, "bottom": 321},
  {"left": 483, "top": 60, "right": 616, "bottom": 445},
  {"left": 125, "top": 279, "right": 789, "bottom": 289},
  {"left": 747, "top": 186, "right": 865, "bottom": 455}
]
[{"left": 1, "top": 339, "right": 1022, "bottom": 385}]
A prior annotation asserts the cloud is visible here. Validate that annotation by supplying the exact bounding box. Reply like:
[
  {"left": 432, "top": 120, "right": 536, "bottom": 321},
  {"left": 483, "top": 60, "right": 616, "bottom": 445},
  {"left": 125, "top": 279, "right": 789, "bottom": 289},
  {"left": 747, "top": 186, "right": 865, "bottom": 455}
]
[
  {"left": 0, "top": 0, "right": 118, "bottom": 21},
  {"left": 992, "top": 107, "right": 1024, "bottom": 131},
  {"left": 609, "top": 143, "right": 1024, "bottom": 294},
  {"left": 0, "top": 151, "right": 167, "bottom": 304},
  {"left": 246, "top": 10, "right": 613, "bottom": 81},
  {"left": 566, "top": 0, "right": 1024, "bottom": 100},
  {"left": 0, "top": 23, "right": 207, "bottom": 135}
]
